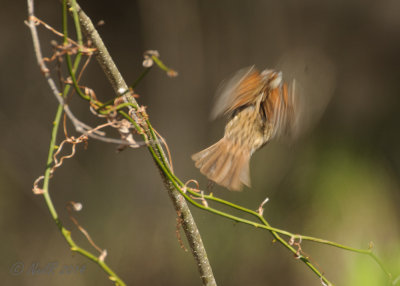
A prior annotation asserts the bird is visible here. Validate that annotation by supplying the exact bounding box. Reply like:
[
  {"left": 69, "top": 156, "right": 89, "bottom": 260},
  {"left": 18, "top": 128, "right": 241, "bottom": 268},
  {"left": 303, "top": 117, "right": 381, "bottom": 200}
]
[{"left": 192, "top": 66, "right": 296, "bottom": 191}]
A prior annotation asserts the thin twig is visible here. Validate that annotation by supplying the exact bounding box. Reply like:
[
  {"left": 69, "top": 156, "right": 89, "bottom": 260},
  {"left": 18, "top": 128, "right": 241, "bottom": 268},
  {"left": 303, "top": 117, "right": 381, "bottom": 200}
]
[
  {"left": 27, "top": 0, "right": 126, "bottom": 285},
  {"left": 66, "top": 201, "right": 105, "bottom": 255},
  {"left": 25, "top": 10, "right": 101, "bottom": 136},
  {"left": 69, "top": 1, "right": 217, "bottom": 285},
  {"left": 29, "top": 0, "right": 396, "bottom": 285},
  {"left": 153, "top": 128, "right": 174, "bottom": 173},
  {"left": 26, "top": 9, "right": 139, "bottom": 147},
  {"left": 69, "top": 3, "right": 397, "bottom": 285}
]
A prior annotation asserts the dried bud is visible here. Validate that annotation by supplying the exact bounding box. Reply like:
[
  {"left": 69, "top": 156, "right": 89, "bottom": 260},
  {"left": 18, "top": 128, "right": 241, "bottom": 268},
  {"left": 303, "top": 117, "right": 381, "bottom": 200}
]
[{"left": 142, "top": 57, "right": 153, "bottom": 68}]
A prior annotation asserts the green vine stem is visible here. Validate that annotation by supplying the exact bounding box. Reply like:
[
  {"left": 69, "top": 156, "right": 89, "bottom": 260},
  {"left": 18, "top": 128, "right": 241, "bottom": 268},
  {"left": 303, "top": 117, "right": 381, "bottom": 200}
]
[
  {"left": 140, "top": 114, "right": 392, "bottom": 283},
  {"left": 27, "top": 0, "right": 126, "bottom": 285},
  {"left": 66, "top": 1, "right": 217, "bottom": 285},
  {"left": 67, "top": 1, "right": 394, "bottom": 285},
  {"left": 28, "top": 0, "right": 396, "bottom": 285},
  {"left": 121, "top": 97, "right": 393, "bottom": 285}
]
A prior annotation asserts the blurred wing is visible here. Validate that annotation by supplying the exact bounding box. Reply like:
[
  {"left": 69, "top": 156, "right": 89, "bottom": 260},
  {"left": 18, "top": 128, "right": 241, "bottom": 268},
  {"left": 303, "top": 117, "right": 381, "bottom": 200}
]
[
  {"left": 211, "top": 66, "right": 264, "bottom": 119},
  {"left": 261, "top": 79, "right": 293, "bottom": 139},
  {"left": 277, "top": 47, "right": 336, "bottom": 139},
  {"left": 272, "top": 81, "right": 293, "bottom": 138}
]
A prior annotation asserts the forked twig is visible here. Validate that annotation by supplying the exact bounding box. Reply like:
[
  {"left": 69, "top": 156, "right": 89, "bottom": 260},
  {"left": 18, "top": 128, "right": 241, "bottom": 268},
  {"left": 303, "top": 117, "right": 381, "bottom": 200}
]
[
  {"left": 68, "top": 2, "right": 217, "bottom": 285},
  {"left": 66, "top": 201, "right": 106, "bottom": 260},
  {"left": 28, "top": 0, "right": 396, "bottom": 285}
]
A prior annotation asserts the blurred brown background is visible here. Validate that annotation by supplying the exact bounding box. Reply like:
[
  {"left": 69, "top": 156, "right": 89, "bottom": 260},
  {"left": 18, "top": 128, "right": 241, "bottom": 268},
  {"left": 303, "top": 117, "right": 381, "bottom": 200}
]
[{"left": 1, "top": 0, "right": 400, "bottom": 285}]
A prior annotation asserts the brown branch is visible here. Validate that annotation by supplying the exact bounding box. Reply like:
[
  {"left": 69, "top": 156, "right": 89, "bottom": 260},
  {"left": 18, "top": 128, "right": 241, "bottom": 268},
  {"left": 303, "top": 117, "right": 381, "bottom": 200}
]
[{"left": 68, "top": 1, "right": 217, "bottom": 285}]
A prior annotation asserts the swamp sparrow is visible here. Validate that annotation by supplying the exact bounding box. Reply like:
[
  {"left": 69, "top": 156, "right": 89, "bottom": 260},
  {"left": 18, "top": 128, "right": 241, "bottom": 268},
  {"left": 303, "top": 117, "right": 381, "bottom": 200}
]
[{"left": 192, "top": 67, "right": 296, "bottom": 191}]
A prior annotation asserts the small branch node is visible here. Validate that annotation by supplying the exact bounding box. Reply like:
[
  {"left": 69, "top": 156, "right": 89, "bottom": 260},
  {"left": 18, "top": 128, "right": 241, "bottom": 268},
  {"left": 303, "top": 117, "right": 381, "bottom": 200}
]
[
  {"left": 257, "top": 197, "right": 269, "bottom": 216},
  {"left": 142, "top": 57, "right": 153, "bottom": 68},
  {"left": 184, "top": 179, "right": 200, "bottom": 193},
  {"left": 69, "top": 201, "right": 83, "bottom": 212},
  {"left": 167, "top": 69, "right": 178, "bottom": 77},
  {"left": 89, "top": 105, "right": 106, "bottom": 117},
  {"left": 289, "top": 236, "right": 304, "bottom": 259},
  {"left": 190, "top": 191, "right": 208, "bottom": 208},
  {"left": 368, "top": 241, "right": 374, "bottom": 250},
  {"left": 99, "top": 249, "right": 108, "bottom": 262},
  {"left": 32, "top": 175, "right": 45, "bottom": 195}
]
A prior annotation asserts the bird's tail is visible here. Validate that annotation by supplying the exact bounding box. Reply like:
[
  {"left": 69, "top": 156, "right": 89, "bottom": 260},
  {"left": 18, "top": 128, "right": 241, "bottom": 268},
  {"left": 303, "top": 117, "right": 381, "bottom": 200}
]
[{"left": 191, "top": 138, "right": 251, "bottom": 191}]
